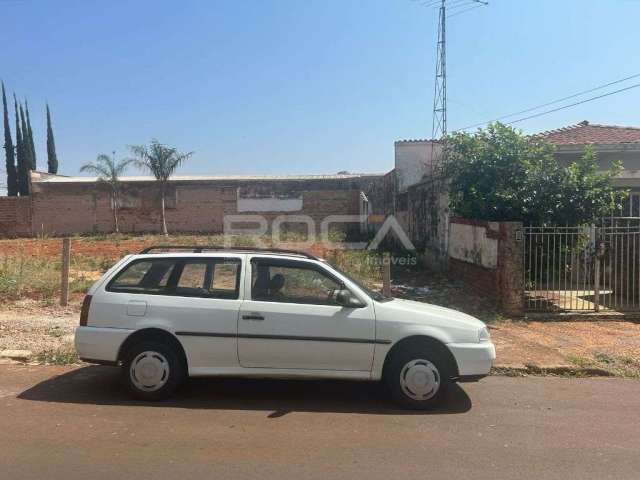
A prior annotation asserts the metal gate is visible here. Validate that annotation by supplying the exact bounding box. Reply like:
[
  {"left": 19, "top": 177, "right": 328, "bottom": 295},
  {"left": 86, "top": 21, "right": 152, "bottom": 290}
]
[{"left": 523, "top": 219, "right": 640, "bottom": 312}]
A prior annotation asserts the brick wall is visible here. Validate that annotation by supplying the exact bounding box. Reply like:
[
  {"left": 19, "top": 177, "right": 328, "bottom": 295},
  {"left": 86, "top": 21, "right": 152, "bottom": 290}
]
[
  {"left": 448, "top": 257, "right": 498, "bottom": 300},
  {"left": 448, "top": 218, "right": 524, "bottom": 316},
  {"left": 0, "top": 197, "right": 32, "bottom": 237},
  {"left": 24, "top": 176, "right": 374, "bottom": 236}
]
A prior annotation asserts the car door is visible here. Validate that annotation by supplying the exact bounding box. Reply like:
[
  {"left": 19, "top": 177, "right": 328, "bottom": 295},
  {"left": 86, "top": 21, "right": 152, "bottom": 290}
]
[
  {"left": 238, "top": 256, "right": 376, "bottom": 371},
  {"left": 103, "top": 255, "right": 244, "bottom": 371}
]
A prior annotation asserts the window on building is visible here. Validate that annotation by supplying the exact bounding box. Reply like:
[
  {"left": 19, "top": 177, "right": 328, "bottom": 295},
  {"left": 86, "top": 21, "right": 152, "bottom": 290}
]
[{"left": 629, "top": 193, "right": 640, "bottom": 217}]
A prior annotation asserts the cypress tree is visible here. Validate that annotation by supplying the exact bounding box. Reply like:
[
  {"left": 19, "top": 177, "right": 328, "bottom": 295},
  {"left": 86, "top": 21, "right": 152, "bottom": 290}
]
[
  {"left": 19, "top": 103, "right": 33, "bottom": 171},
  {"left": 14, "top": 95, "right": 28, "bottom": 195},
  {"left": 46, "top": 104, "right": 58, "bottom": 174},
  {"left": 2, "top": 83, "right": 17, "bottom": 196},
  {"left": 25, "top": 100, "right": 36, "bottom": 169}
]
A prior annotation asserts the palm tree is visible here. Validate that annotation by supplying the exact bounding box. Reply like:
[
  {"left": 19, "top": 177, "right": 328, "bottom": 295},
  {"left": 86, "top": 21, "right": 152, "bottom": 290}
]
[
  {"left": 129, "top": 140, "right": 193, "bottom": 236},
  {"left": 80, "top": 153, "right": 133, "bottom": 233}
]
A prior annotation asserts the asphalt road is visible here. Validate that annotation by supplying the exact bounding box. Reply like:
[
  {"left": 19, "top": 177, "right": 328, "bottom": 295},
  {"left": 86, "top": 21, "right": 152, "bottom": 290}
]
[{"left": 1, "top": 365, "right": 639, "bottom": 480}]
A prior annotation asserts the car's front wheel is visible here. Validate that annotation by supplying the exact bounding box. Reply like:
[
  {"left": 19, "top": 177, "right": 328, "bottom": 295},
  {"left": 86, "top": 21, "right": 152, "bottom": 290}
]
[
  {"left": 385, "top": 346, "right": 451, "bottom": 409},
  {"left": 122, "top": 341, "right": 185, "bottom": 401}
]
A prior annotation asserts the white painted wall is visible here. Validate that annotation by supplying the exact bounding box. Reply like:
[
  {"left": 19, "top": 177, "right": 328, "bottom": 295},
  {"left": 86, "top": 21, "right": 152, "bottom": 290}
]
[
  {"left": 394, "top": 140, "right": 442, "bottom": 192},
  {"left": 448, "top": 221, "right": 498, "bottom": 269},
  {"left": 237, "top": 194, "right": 303, "bottom": 212}
]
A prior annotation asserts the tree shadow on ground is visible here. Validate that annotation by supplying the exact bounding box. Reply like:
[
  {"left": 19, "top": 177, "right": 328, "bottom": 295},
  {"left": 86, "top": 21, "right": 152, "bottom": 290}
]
[{"left": 18, "top": 365, "right": 472, "bottom": 416}]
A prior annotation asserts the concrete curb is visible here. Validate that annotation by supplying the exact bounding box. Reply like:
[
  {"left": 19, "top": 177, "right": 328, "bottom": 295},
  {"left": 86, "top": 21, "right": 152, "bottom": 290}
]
[
  {"left": 491, "top": 364, "right": 613, "bottom": 377},
  {"left": 524, "top": 312, "right": 640, "bottom": 323}
]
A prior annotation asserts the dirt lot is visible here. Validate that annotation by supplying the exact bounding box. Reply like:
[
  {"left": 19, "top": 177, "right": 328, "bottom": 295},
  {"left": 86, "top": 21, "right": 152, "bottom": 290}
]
[
  {"left": 1, "top": 235, "right": 640, "bottom": 376},
  {"left": 2, "top": 282, "right": 640, "bottom": 377}
]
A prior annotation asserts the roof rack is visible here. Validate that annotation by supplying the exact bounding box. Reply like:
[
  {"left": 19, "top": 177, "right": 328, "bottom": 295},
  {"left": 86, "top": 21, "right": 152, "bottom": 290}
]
[{"left": 138, "top": 245, "right": 319, "bottom": 260}]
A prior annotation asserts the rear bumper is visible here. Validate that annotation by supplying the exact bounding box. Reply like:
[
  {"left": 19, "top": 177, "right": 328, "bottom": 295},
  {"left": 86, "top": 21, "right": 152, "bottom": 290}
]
[
  {"left": 447, "top": 341, "right": 496, "bottom": 377},
  {"left": 75, "top": 326, "right": 132, "bottom": 364}
]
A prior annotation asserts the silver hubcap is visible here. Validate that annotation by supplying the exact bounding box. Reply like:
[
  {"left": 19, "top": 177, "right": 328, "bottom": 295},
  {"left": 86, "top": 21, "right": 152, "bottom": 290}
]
[
  {"left": 130, "top": 351, "right": 170, "bottom": 392},
  {"left": 399, "top": 359, "right": 440, "bottom": 401}
]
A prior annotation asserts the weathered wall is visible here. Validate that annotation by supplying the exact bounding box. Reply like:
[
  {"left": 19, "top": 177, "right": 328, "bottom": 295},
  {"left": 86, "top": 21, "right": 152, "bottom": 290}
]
[
  {"left": 449, "top": 218, "right": 499, "bottom": 269},
  {"left": 394, "top": 140, "right": 442, "bottom": 193},
  {"left": 448, "top": 218, "right": 524, "bottom": 316},
  {"left": 405, "top": 178, "right": 449, "bottom": 270},
  {"left": 25, "top": 176, "right": 375, "bottom": 236},
  {"left": 0, "top": 197, "right": 32, "bottom": 237}
]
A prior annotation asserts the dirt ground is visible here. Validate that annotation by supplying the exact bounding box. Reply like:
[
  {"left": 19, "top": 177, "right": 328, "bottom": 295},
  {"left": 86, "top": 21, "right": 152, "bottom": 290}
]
[
  {"left": 1, "top": 236, "right": 639, "bottom": 376},
  {"left": 0, "top": 300, "right": 80, "bottom": 364},
  {"left": 0, "top": 235, "right": 336, "bottom": 259},
  {"left": 2, "top": 294, "right": 640, "bottom": 377}
]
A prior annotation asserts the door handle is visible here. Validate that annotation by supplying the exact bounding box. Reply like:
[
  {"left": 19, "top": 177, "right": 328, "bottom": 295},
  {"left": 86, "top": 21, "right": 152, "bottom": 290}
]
[{"left": 242, "top": 314, "right": 265, "bottom": 321}]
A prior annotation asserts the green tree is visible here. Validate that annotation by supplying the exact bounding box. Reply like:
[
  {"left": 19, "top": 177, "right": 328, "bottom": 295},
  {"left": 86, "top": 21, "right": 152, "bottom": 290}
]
[
  {"left": 25, "top": 100, "right": 36, "bottom": 168},
  {"left": 445, "top": 122, "right": 627, "bottom": 225},
  {"left": 129, "top": 140, "right": 193, "bottom": 235},
  {"left": 14, "top": 95, "right": 28, "bottom": 196},
  {"left": 19, "top": 102, "right": 34, "bottom": 171},
  {"left": 46, "top": 104, "right": 58, "bottom": 174},
  {"left": 80, "top": 153, "right": 134, "bottom": 233},
  {"left": 2, "top": 83, "right": 17, "bottom": 196}
]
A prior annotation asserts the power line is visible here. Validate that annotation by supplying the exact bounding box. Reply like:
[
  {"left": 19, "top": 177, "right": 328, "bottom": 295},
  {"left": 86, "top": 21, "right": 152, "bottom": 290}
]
[
  {"left": 448, "top": 3, "right": 485, "bottom": 17},
  {"left": 456, "top": 72, "right": 640, "bottom": 131},
  {"left": 506, "top": 82, "right": 640, "bottom": 125}
]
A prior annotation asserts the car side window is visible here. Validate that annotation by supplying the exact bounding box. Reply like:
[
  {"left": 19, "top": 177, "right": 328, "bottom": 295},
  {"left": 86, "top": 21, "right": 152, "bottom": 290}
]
[
  {"left": 108, "top": 259, "right": 177, "bottom": 294},
  {"left": 251, "top": 259, "right": 342, "bottom": 305},
  {"left": 174, "top": 258, "right": 241, "bottom": 299},
  {"left": 211, "top": 261, "right": 241, "bottom": 299},
  {"left": 175, "top": 261, "right": 209, "bottom": 296},
  {"left": 107, "top": 257, "right": 241, "bottom": 299}
]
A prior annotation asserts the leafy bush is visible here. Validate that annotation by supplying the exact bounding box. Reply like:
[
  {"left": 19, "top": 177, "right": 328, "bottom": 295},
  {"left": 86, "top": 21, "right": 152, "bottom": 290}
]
[{"left": 445, "top": 122, "right": 628, "bottom": 225}]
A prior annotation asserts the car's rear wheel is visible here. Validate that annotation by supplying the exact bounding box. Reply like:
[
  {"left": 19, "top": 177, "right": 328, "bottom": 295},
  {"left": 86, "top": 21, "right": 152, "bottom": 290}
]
[
  {"left": 385, "top": 346, "right": 452, "bottom": 410},
  {"left": 122, "top": 341, "right": 185, "bottom": 400}
]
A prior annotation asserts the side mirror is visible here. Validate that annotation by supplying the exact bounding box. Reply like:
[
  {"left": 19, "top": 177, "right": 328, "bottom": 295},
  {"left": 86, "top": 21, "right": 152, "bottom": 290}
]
[{"left": 335, "top": 289, "right": 366, "bottom": 308}]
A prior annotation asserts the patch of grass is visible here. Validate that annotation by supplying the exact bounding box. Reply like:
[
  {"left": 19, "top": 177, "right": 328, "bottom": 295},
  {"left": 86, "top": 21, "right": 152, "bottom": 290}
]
[
  {"left": 0, "top": 255, "right": 60, "bottom": 300},
  {"left": 568, "top": 352, "right": 640, "bottom": 378},
  {"left": 35, "top": 346, "right": 79, "bottom": 365},
  {"left": 567, "top": 354, "right": 594, "bottom": 368}
]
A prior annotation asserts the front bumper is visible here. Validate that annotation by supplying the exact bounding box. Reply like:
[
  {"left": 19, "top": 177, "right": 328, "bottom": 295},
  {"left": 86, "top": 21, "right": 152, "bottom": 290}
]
[{"left": 447, "top": 341, "right": 496, "bottom": 377}]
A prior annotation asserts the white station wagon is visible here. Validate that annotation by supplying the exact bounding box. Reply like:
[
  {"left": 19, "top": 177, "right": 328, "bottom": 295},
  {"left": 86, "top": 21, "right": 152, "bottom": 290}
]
[{"left": 75, "top": 246, "right": 495, "bottom": 409}]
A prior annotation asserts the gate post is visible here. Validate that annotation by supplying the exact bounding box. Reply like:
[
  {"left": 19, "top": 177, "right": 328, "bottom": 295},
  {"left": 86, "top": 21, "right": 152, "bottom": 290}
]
[
  {"left": 593, "top": 240, "right": 605, "bottom": 312},
  {"left": 497, "top": 222, "right": 525, "bottom": 317}
]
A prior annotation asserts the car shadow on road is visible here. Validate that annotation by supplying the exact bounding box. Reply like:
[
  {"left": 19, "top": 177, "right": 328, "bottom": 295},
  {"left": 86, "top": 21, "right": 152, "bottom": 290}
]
[{"left": 18, "top": 365, "right": 472, "bottom": 416}]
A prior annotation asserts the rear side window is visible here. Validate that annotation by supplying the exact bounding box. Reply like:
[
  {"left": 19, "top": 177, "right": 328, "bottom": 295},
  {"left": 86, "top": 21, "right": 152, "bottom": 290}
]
[
  {"left": 107, "top": 257, "right": 241, "bottom": 299},
  {"left": 108, "top": 259, "right": 177, "bottom": 294}
]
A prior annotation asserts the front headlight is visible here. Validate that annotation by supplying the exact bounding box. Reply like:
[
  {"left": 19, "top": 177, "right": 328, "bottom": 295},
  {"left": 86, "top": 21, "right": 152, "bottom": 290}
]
[{"left": 478, "top": 326, "right": 491, "bottom": 342}]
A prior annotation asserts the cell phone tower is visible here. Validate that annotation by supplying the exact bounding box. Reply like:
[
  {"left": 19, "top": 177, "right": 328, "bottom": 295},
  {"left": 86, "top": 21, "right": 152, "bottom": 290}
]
[{"left": 431, "top": 0, "right": 447, "bottom": 142}]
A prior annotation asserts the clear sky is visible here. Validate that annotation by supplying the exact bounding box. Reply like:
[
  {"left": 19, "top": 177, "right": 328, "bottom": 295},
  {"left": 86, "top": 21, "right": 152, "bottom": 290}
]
[{"left": 1, "top": 0, "right": 639, "bottom": 178}]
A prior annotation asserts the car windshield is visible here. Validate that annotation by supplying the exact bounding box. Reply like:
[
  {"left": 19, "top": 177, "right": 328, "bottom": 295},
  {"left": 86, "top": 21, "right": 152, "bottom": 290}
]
[{"left": 325, "top": 261, "right": 393, "bottom": 303}]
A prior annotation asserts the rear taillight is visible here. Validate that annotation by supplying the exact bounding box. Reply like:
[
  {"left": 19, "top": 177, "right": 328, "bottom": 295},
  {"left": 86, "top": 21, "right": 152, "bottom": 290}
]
[{"left": 80, "top": 295, "right": 93, "bottom": 326}]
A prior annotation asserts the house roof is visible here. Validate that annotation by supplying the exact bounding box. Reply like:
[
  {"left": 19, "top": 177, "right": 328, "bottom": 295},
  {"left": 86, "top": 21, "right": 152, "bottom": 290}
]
[{"left": 534, "top": 121, "right": 640, "bottom": 145}]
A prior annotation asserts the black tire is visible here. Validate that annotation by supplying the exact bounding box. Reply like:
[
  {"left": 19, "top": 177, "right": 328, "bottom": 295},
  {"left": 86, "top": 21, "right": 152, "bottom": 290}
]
[
  {"left": 122, "top": 340, "right": 185, "bottom": 401},
  {"left": 385, "top": 345, "right": 452, "bottom": 410}
]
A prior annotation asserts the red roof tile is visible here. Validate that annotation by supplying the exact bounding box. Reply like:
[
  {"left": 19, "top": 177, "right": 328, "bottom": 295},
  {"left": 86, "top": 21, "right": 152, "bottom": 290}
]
[{"left": 534, "top": 121, "right": 640, "bottom": 145}]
